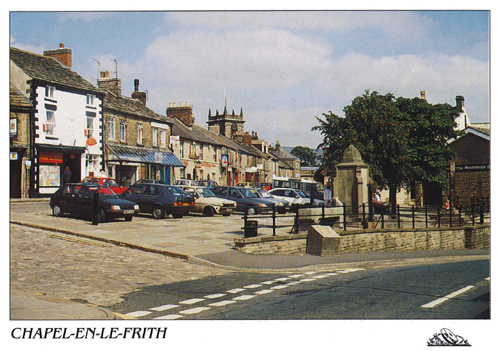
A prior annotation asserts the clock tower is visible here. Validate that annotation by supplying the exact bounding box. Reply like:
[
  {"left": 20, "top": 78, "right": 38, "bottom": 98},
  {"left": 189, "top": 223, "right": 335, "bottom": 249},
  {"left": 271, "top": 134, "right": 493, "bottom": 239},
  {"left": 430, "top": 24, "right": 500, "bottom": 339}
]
[{"left": 207, "top": 106, "right": 245, "bottom": 139}]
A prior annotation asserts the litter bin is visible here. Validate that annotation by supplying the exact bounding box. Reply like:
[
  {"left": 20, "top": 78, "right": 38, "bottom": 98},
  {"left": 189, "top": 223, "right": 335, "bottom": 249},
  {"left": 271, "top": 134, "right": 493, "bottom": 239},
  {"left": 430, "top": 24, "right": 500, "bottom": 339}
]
[{"left": 244, "top": 220, "right": 258, "bottom": 238}]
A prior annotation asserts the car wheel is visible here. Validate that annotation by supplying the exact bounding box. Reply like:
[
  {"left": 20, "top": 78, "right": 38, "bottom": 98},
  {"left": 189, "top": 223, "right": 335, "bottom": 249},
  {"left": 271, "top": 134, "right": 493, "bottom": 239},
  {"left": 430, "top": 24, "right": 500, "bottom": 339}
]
[
  {"left": 247, "top": 207, "right": 256, "bottom": 215},
  {"left": 152, "top": 206, "right": 165, "bottom": 219},
  {"left": 124, "top": 216, "right": 133, "bottom": 222},
  {"left": 98, "top": 209, "right": 107, "bottom": 223},
  {"left": 52, "top": 204, "right": 64, "bottom": 217},
  {"left": 172, "top": 213, "right": 183, "bottom": 219},
  {"left": 203, "top": 206, "right": 215, "bottom": 217}
]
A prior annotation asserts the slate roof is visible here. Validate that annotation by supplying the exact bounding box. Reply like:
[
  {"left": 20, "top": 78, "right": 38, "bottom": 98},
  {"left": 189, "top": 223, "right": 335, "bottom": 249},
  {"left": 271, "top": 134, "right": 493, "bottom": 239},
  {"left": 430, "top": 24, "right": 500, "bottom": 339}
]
[
  {"left": 10, "top": 47, "right": 100, "bottom": 94},
  {"left": 10, "top": 83, "right": 32, "bottom": 110},
  {"left": 103, "top": 91, "right": 171, "bottom": 124}
]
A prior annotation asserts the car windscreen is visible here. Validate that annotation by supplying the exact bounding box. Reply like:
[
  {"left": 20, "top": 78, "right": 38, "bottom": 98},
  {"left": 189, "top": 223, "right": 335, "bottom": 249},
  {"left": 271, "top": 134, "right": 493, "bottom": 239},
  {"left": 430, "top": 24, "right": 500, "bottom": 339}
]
[
  {"left": 104, "top": 179, "right": 121, "bottom": 188},
  {"left": 295, "top": 190, "right": 308, "bottom": 198},
  {"left": 167, "top": 186, "right": 189, "bottom": 196},
  {"left": 199, "top": 188, "right": 215, "bottom": 197},
  {"left": 241, "top": 188, "right": 260, "bottom": 198},
  {"left": 258, "top": 189, "right": 272, "bottom": 198}
]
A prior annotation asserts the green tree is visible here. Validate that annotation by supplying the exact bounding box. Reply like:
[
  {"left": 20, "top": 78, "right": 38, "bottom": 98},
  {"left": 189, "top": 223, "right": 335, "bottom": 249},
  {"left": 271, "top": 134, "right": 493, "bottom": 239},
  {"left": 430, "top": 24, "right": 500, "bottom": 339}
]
[
  {"left": 313, "top": 90, "right": 459, "bottom": 209},
  {"left": 290, "top": 146, "right": 319, "bottom": 167}
]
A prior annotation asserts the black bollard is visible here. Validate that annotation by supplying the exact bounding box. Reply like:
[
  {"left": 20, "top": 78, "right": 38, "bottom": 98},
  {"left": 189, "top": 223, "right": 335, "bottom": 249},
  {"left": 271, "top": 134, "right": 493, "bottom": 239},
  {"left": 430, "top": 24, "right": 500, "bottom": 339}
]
[{"left": 92, "top": 190, "right": 99, "bottom": 225}]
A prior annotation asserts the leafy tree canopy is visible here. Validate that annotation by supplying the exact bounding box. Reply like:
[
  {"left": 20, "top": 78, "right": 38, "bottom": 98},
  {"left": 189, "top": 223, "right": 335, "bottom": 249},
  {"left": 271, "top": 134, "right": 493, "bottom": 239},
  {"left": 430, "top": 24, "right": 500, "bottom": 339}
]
[
  {"left": 312, "top": 90, "right": 459, "bottom": 191},
  {"left": 291, "top": 146, "right": 318, "bottom": 167}
]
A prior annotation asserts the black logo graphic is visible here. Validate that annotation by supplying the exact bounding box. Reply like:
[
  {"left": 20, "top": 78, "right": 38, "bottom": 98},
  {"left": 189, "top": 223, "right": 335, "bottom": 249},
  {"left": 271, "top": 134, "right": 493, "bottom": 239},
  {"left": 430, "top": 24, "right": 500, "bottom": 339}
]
[{"left": 428, "top": 328, "right": 471, "bottom": 346}]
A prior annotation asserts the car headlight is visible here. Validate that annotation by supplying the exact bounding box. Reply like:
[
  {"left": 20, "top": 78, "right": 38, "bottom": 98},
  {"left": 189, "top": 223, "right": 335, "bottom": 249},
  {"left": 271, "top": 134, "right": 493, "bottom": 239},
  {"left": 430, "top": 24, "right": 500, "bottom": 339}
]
[
  {"left": 258, "top": 203, "right": 267, "bottom": 207},
  {"left": 277, "top": 202, "right": 283, "bottom": 206},
  {"left": 134, "top": 205, "right": 139, "bottom": 210},
  {"left": 111, "top": 205, "right": 121, "bottom": 210}
]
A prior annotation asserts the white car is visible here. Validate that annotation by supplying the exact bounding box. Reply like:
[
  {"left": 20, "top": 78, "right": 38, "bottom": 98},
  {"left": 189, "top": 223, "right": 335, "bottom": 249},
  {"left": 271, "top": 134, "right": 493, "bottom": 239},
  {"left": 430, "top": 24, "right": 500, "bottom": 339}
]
[
  {"left": 173, "top": 179, "right": 199, "bottom": 187},
  {"left": 269, "top": 188, "right": 323, "bottom": 206},
  {"left": 179, "top": 186, "right": 236, "bottom": 216}
]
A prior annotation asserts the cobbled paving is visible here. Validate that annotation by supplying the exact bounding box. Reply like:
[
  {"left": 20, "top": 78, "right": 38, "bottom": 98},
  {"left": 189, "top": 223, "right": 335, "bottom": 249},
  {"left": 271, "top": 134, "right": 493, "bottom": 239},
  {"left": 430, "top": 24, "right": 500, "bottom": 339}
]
[{"left": 10, "top": 224, "right": 231, "bottom": 306}]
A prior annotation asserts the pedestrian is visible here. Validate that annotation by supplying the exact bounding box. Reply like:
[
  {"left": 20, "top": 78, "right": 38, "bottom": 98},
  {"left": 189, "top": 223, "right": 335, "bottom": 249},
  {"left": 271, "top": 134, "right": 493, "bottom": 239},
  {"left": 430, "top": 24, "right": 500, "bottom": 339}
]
[
  {"left": 323, "top": 183, "right": 332, "bottom": 207},
  {"left": 63, "top": 166, "right": 72, "bottom": 184},
  {"left": 99, "top": 169, "right": 106, "bottom": 177}
]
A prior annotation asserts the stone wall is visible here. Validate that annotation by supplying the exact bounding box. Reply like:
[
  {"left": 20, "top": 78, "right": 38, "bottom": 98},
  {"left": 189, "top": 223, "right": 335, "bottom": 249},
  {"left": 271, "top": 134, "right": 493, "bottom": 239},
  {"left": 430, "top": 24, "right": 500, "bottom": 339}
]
[{"left": 233, "top": 225, "right": 489, "bottom": 255}]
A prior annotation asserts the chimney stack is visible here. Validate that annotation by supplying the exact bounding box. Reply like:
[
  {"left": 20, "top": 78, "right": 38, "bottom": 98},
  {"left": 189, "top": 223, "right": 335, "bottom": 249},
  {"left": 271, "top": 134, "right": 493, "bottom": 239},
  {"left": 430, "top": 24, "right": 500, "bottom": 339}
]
[
  {"left": 97, "top": 71, "right": 122, "bottom": 96},
  {"left": 420, "top": 91, "right": 426, "bottom": 101},
  {"left": 167, "top": 102, "right": 195, "bottom": 127},
  {"left": 131, "top": 79, "right": 147, "bottom": 105},
  {"left": 456, "top": 95, "right": 465, "bottom": 112},
  {"left": 44, "top": 43, "right": 72, "bottom": 68}
]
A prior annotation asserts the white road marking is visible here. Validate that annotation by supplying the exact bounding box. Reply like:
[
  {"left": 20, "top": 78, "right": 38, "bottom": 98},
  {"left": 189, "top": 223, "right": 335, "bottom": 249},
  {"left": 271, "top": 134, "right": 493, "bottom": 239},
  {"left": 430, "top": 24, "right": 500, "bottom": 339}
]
[
  {"left": 271, "top": 284, "right": 289, "bottom": 290},
  {"left": 154, "top": 314, "right": 182, "bottom": 320},
  {"left": 260, "top": 280, "right": 276, "bottom": 285},
  {"left": 244, "top": 284, "right": 263, "bottom": 289},
  {"left": 288, "top": 274, "right": 303, "bottom": 278},
  {"left": 300, "top": 278, "right": 316, "bottom": 282},
  {"left": 313, "top": 274, "right": 329, "bottom": 279},
  {"left": 125, "top": 310, "right": 152, "bottom": 318},
  {"left": 255, "top": 289, "right": 274, "bottom": 295},
  {"left": 304, "top": 271, "right": 317, "bottom": 275},
  {"left": 275, "top": 277, "right": 291, "bottom": 281},
  {"left": 150, "top": 304, "right": 179, "bottom": 312},
  {"left": 286, "top": 281, "right": 301, "bottom": 286},
  {"left": 338, "top": 268, "right": 365, "bottom": 274},
  {"left": 179, "top": 307, "right": 211, "bottom": 315},
  {"left": 325, "top": 273, "right": 338, "bottom": 276},
  {"left": 233, "top": 295, "right": 255, "bottom": 301},
  {"left": 179, "top": 298, "right": 205, "bottom": 305},
  {"left": 422, "top": 285, "right": 475, "bottom": 308},
  {"left": 204, "top": 293, "right": 227, "bottom": 299},
  {"left": 227, "top": 288, "right": 246, "bottom": 294},
  {"left": 209, "top": 300, "right": 237, "bottom": 307}
]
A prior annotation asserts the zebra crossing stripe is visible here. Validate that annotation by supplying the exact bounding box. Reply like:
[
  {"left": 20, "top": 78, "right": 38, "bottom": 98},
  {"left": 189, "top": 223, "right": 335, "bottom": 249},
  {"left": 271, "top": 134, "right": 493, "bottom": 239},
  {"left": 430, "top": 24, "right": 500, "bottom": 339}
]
[
  {"left": 150, "top": 304, "right": 179, "bottom": 312},
  {"left": 233, "top": 295, "right": 255, "bottom": 301},
  {"left": 255, "top": 289, "right": 274, "bottom": 295},
  {"left": 179, "top": 307, "right": 211, "bottom": 315},
  {"left": 227, "top": 288, "right": 246, "bottom": 294},
  {"left": 180, "top": 298, "right": 205, "bottom": 304},
  {"left": 204, "top": 293, "right": 227, "bottom": 299},
  {"left": 125, "top": 310, "right": 152, "bottom": 318},
  {"left": 154, "top": 314, "right": 182, "bottom": 320},
  {"left": 209, "top": 300, "right": 237, "bottom": 307},
  {"left": 244, "top": 284, "right": 263, "bottom": 289}
]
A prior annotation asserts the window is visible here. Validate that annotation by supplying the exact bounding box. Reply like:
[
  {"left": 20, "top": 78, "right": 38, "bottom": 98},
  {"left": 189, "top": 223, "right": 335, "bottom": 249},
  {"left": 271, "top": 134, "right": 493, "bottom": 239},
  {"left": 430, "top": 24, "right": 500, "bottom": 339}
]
[
  {"left": 213, "top": 146, "right": 217, "bottom": 161},
  {"left": 86, "top": 116, "right": 94, "bottom": 138},
  {"left": 137, "top": 124, "right": 143, "bottom": 144},
  {"left": 45, "top": 85, "right": 55, "bottom": 99},
  {"left": 180, "top": 142, "right": 184, "bottom": 158},
  {"left": 46, "top": 111, "right": 56, "bottom": 136},
  {"left": 108, "top": 117, "right": 115, "bottom": 140},
  {"left": 120, "top": 120, "right": 127, "bottom": 142},
  {"left": 86, "top": 154, "right": 99, "bottom": 171},
  {"left": 86, "top": 94, "right": 95, "bottom": 105},
  {"left": 160, "top": 129, "right": 166, "bottom": 147},
  {"left": 152, "top": 127, "right": 158, "bottom": 146}
]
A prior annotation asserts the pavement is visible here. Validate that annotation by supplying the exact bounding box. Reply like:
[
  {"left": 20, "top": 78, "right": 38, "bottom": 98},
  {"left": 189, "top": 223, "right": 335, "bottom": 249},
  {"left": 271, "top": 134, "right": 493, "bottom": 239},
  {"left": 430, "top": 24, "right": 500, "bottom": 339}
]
[{"left": 9, "top": 198, "right": 490, "bottom": 320}]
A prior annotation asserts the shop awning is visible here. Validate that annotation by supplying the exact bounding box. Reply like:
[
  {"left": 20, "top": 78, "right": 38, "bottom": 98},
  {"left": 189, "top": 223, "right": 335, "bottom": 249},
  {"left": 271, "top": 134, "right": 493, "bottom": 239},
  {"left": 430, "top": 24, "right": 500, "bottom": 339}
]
[{"left": 107, "top": 144, "right": 186, "bottom": 167}]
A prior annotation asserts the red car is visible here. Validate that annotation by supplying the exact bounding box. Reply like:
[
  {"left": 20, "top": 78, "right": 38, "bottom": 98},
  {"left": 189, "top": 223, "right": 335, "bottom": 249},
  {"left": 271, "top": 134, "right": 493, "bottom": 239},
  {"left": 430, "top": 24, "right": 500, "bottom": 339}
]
[{"left": 81, "top": 177, "right": 128, "bottom": 194}]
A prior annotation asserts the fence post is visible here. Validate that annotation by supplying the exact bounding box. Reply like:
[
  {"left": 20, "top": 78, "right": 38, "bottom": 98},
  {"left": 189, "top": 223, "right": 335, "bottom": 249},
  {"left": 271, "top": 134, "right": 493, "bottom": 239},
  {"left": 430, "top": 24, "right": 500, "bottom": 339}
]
[
  {"left": 437, "top": 207, "right": 441, "bottom": 228},
  {"left": 449, "top": 204, "right": 453, "bottom": 227},
  {"left": 244, "top": 204, "right": 248, "bottom": 228},
  {"left": 471, "top": 206, "right": 475, "bottom": 225},
  {"left": 272, "top": 204, "right": 276, "bottom": 236},
  {"left": 459, "top": 207, "right": 462, "bottom": 226},
  {"left": 381, "top": 211, "right": 384, "bottom": 229},
  {"left": 343, "top": 203, "right": 347, "bottom": 231},
  {"left": 480, "top": 205, "right": 484, "bottom": 224},
  {"left": 412, "top": 205, "right": 415, "bottom": 228},
  {"left": 397, "top": 205, "right": 400, "bottom": 228},
  {"left": 362, "top": 203, "right": 366, "bottom": 227},
  {"left": 425, "top": 206, "right": 428, "bottom": 228},
  {"left": 322, "top": 203, "right": 325, "bottom": 221},
  {"left": 294, "top": 207, "right": 300, "bottom": 234}
]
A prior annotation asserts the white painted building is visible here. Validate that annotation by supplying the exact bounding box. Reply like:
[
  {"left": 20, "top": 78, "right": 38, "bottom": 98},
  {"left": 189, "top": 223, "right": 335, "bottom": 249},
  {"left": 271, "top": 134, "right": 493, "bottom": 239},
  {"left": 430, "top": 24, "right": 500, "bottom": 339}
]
[{"left": 10, "top": 45, "right": 105, "bottom": 196}]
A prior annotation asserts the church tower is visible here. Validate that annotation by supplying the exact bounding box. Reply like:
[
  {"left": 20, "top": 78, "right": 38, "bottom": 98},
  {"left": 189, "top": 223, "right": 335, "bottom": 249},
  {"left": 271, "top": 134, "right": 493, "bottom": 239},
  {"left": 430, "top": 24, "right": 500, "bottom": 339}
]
[{"left": 207, "top": 106, "right": 245, "bottom": 139}]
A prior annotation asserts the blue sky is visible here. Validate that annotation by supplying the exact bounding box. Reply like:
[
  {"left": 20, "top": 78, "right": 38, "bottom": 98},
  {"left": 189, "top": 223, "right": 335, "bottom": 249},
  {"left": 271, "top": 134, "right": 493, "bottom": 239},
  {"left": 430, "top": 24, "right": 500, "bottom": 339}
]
[{"left": 9, "top": 9, "right": 490, "bottom": 148}]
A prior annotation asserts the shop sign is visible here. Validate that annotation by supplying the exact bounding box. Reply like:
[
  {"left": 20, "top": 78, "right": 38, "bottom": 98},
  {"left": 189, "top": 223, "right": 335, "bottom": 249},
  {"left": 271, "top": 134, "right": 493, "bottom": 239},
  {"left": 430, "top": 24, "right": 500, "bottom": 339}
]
[
  {"left": 221, "top": 154, "right": 229, "bottom": 168},
  {"left": 86, "top": 137, "right": 97, "bottom": 146},
  {"left": 10, "top": 152, "right": 19, "bottom": 160},
  {"left": 170, "top": 135, "right": 180, "bottom": 145},
  {"left": 10, "top": 119, "right": 17, "bottom": 138},
  {"left": 39, "top": 151, "right": 63, "bottom": 164}
]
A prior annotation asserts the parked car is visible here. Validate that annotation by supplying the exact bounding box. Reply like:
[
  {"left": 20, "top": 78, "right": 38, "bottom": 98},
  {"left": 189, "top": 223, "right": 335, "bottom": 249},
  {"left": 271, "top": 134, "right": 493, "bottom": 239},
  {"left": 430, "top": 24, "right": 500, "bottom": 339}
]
[
  {"left": 120, "top": 183, "right": 195, "bottom": 219},
  {"left": 81, "top": 176, "right": 128, "bottom": 194},
  {"left": 268, "top": 187, "right": 323, "bottom": 206},
  {"left": 179, "top": 186, "right": 236, "bottom": 216},
  {"left": 173, "top": 179, "right": 199, "bottom": 187},
  {"left": 197, "top": 180, "right": 218, "bottom": 188},
  {"left": 211, "top": 186, "right": 277, "bottom": 215},
  {"left": 50, "top": 183, "right": 139, "bottom": 222},
  {"left": 255, "top": 188, "right": 290, "bottom": 213},
  {"left": 235, "top": 182, "right": 255, "bottom": 188},
  {"left": 132, "top": 179, "right": 166, "bottom": 186}
]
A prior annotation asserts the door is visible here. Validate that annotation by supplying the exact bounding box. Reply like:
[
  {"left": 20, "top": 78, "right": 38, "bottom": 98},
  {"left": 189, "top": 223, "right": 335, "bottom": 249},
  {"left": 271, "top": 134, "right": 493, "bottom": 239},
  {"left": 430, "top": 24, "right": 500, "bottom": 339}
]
[{"left": 10, "top": 159, "right": 22, "bottom": 198}]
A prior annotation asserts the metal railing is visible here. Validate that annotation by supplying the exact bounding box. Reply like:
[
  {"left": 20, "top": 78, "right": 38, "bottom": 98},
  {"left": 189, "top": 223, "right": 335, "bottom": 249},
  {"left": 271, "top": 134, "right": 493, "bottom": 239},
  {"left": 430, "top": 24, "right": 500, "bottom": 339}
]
[{"left": 241, "top": 202, "right": 490, "bottom": 237}]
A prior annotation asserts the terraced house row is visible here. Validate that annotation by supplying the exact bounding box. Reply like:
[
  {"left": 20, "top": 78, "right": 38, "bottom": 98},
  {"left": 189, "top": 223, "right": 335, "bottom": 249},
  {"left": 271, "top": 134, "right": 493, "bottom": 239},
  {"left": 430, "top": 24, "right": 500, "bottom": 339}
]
[{"left": 10, "top": 44, "right": 300, "bottom": 198}]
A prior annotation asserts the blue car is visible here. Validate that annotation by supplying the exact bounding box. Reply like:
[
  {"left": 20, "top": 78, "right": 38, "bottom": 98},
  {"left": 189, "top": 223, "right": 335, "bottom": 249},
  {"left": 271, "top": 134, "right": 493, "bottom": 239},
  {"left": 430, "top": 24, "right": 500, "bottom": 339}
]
[
  {"left": 212, "top": 186, "right": 278, "bottom": 215},
  {"left": 120, "top": 183, "right": 196, "bottom": 219}
]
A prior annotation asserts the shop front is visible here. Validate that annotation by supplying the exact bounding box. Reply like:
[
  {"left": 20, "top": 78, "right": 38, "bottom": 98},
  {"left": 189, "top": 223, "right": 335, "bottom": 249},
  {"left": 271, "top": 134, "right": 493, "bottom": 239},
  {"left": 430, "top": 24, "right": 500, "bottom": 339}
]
[{"left": 106, "top": 143, "right": 185, "bottom": 186}]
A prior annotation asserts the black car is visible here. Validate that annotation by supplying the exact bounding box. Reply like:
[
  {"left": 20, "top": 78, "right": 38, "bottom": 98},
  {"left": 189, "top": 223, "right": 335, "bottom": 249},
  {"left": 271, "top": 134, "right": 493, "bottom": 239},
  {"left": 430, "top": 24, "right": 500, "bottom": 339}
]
[
  {"left": 211, "top": 186, "right": 277, "bottom": 215},
  {"left": 50, "top": 183, "right": 140, "bottom": 222},
  {"left": 132, "top": 179, "right": 166, "bottom": 186},
  {"left": 120, "top": 184, "right": 195, "bottom": 219}
]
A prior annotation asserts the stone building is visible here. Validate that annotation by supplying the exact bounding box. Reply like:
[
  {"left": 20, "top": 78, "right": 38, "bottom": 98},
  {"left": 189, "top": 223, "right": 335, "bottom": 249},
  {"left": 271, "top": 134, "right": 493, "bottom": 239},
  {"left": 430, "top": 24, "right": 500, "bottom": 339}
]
[
  {"left": 10, "top": 84, "right": 32, "bottom": 198},
  {"left": 448, "top": 125, "right": 490, "bottom": 209},
  {"left": 98, "top": 73, "right": 184, "bottom": 186},
  {"left": 10, "top": 45, "right": 105, "bottom": 197}
]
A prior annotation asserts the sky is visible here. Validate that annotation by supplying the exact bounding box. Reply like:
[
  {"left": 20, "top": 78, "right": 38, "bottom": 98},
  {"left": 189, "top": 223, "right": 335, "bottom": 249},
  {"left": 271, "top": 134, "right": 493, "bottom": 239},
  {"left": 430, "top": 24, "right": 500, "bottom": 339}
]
[{"left": 9, "top": 9, "right": 490, "bottom": 149}]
